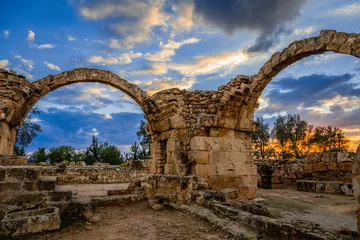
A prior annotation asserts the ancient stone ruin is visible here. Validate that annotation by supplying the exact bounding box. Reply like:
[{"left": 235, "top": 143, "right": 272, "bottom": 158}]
[{"left": 1, "top": 30, "right": 360, "bottom": 238}]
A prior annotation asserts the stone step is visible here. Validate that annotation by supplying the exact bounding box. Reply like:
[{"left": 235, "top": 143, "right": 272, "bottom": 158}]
[
  {"left": 47, "top": 191, "right": 72, "bottom": 202},
  {"left": 107, "top": 189, "right": 128, "bottom": 196},
  {"left": 0, "top": 207, "right": 60, "bottom": 237},
  {"left": 37, "top": 176, "right": 57, "bottom": 191},
  {"left": 0, "top": 191, "right": 47, "bottom": 209},
  {"left": 170, "top": 203, "right": 264, "bottom": 240},
  {"left": 0, "top": 181, "right": 21, "bottom": 193},
  {"left": 91, "top": 194, "right": 144, "bottom": 207},
  {"left": 0, "top": 167, "right": 40, "bottom": 182}
]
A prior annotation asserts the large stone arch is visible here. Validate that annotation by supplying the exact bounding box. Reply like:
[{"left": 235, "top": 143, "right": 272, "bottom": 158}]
[
  {"left": 249, "top": 30, "right": 360, "bottom": 102},
  {"left": 0, "top": 68, "right": 153, "bottom": 155}
]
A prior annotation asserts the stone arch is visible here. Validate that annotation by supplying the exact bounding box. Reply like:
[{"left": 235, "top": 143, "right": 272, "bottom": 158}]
[
  {"left": 249, "top": 30, "right": 360, "bottom": 102},
  {"left": 10, "top": 68, "right": 151, "bottom": 127}
]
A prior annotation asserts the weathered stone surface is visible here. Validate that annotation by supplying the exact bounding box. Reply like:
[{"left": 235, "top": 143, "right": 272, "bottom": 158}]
[{"left": 0, "top": 207, "right": 60, "bottom": 237}]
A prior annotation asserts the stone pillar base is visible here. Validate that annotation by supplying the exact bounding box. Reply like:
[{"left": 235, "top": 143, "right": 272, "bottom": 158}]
[{"left": 0, "top": 155, "right": 27, "bottom": 166}]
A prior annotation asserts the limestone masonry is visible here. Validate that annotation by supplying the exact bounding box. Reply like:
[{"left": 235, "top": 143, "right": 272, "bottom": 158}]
[{"left": 1, "top": 29, "right": 360, "bottom": 200}]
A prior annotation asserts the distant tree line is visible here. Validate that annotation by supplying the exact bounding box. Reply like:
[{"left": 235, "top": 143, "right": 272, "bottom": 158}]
[
  {"left": 252, "top": 114, "right": 350, "bottom": 159},
  {"left": 15, "top": 110, "right": 150, "bottom": 165}
]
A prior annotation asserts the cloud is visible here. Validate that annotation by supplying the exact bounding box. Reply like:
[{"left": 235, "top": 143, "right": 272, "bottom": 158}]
[
  {"left": 192, "top": 0, "right": 306, "bottom": 52},
  {"left": 257, "top": 73, "right": 358, "bottom": 116},
  {"left": 36, "top": 44, "right": 55, "bottom": 49},
  {"left": 80, "top": 0, "right": 170, "bottom": 49},
  {"left": 67, "top": 35, "right": 77, "bottom": 41},
  {"left": 168, "top": 49, "right": 249, "bottom": 77},
  {"left": 14, "top": 55, "right": 34, "bottom": 70},
  {"left": 304, "top": 53, "right": 341, "bottom": 65},
  {"left": 3, "top": 31, "right": 9, "bottom": 38},
  {"left": 44, "top": 61, "right": 61, "bottom": 71},
  {"left": 328, "top": 2, "right": 360, "bottom": 16},
  {"left": 88, "top": 51, "right": 142, "bottom": 65},
  {"left": 145, "top": 38, "right": 200, "bottom": 62},
  {"left": 28, "top": 108, "right": 145, "bottom": 151},
  {"left": 294, "top": 26, "right": 317, "bottom": 37},
  {"left": 170, "top": 2, "right": 194, "bottom": 33},
  {"left": 141, "top": 77, "right": 196, "bottom": 95},
  {"left": 0, "top": 59, "right": 9, "bottom": 68},
  {"left": 27, "top": 30, "right": 35, "bottom": 42}
]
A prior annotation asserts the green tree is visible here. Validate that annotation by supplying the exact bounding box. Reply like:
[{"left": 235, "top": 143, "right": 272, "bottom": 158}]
[
  {"left": 310, "top": 126, "right": 349, "bottom": 152},
  {"left": 28, "top": 147, "right": 47, "bottom": 163},
  {"left": 84, "top": 136, "right": 100, "bottom": 165},
  {"left": 99, "top": 142, "right": 125, "bottom": 165},
  {"left": 14, "top": 108, "right": 42, "bottom": 156},
  {"left": 252, "top": 117, "right": 270, "bottom": 159},
  {"left": 128, "top": 141, "right": 140, "bottom": 160},
  {"left": 72, "top": 150, "right": 86, "bottom": 162},
  {"left": 47, "top": 145, "right": 75, "bottom": 163},
  {"left": 136, "top": 120, "right": 150, "bottom": 159}
]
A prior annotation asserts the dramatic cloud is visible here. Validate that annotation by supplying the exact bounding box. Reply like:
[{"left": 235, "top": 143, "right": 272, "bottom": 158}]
[
  {"left": 44, "top": 61, "right": 61, "bottom": 71},
  {"left": 27, "top": 30, "right": 35, "bottom": 42},
  {"left": 144, "top": 38, "right": 200, "bottom": 62},
  {"left": 192, "top": 0, "right": 307, "bottom": 52},
  {"left": 168, "top": 49, "right": 249, "bottom": 77},
  {"left": 36, "top": 44, "right": 55, "bottom": 49},
  {"left": 0, "top": 59, "right": 9, "bottom": 68},
  {"left": 14, "top": 55, "right": 34, "bottom": 70},
  {"left": 257, "top": 73, "right": 358, "bottom": 116}
]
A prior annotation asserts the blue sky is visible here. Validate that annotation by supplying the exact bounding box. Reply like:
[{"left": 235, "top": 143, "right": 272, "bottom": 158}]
[{"left": 0, "top": 0, "right": 360, "bottom": 152}]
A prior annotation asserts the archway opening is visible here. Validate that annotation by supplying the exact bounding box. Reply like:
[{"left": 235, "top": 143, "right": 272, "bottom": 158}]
[{"left": 253, "top": 50, "right": 359, "bottom": 233}]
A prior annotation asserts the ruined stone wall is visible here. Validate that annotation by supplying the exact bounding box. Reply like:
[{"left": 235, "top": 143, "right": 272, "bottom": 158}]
[
  {"left": 257, "top": 152, "right": 354, "bottom": 189},
  {"left": 38, "top": 166, "right": 149, "bottom": 185},
  {"left": 353, "top": 146, "right": 360, "bottom": 233}
]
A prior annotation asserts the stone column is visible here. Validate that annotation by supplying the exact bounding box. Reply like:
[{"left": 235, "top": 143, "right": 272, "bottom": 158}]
[
  {"left": 353, "top": 145, "right": 360, "bottom": 235},
  {"left": 0, "top": 121, "right": 16, "bottom": 155}
]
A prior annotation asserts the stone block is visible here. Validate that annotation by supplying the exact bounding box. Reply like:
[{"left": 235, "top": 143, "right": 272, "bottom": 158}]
[
  {"left": 107, "top": 189, "right": 128, "bottom": 196},
  {"left": 312, "top": 163, "right": 327, "bottom": 172},
  {"left": 325, "top": 181, "right": 341, "bottom": 194},
  {"left": 0, "top": 207, "right": 60, "bottom": 237},
  {"left": 196, "top": 114, "right": 218, "bottom": 127},
  {"left": 234, "top": 163, "right": 257, "bottom": 176},
  {"left": 6, "top": 168, "right": 39, "bottom": 181},
  {"left": 37, "top": 179, "right": 56, "bottom": 191},
  {"left": 315, "top": 181, "right": 326, "bottom": 193},
  {"left": 23, "top": 181, "right": 38, "bottom": 191},
  {"left": 0, "top": 182, "right": 21, "bottom": 193},
  {"left": 338, "top": 162, "right": 352, "bottom": 171},
  {"left": 195, "top": 164, "right": 216, "bottom": 176},
  {"left": 174, "top": 164, "right": 187, "bottom": 176},
  {"left": 340, "top": 183, "right": 354, "bottom": 196},
  {"left": 327, "top": 163, "right": 338, "bottom": 171},
  {"left": 237, "top": 185, "right": 257, "bottom": 199},
  {"left": 188, "top": 151, "right": 210, "bottom": 164},
  {"left": 220, "top": 188, "right": 238, "bottom": 202},
  {"left": 216, "top": 164, "right": 235, "bottom": 176},
  {"left": 0, "top": 169, "right": 5, "bottom": 181},
  {"left": 47, "top": 191, "right": 72, "bottom": 202}
]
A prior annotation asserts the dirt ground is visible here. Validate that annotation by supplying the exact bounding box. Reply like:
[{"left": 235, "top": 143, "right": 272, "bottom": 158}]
[
  {"left": 258, "top": 188, "right": 357, "bottom": 231},
  {"left": 19, "top": 202, "right": 231, "bottom": 240}
]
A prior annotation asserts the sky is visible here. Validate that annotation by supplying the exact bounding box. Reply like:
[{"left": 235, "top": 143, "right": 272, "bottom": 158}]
[{"left": 0, "top": 0, "right": 360, "bottom": 152}]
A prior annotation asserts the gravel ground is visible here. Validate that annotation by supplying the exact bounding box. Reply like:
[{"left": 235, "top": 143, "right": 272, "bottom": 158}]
[{"left": 258, "top": 188, "right": 357, "bottom": 231}]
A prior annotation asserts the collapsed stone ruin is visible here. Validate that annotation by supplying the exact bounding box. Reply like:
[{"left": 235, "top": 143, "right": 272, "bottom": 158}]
[{"left": 1, "top": 30, "right": 360, "bottom": 238}]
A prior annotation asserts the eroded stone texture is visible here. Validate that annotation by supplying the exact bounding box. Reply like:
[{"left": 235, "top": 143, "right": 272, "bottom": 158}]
[{"left": 1, "top": 30, "right": 360, "bottom": 201}]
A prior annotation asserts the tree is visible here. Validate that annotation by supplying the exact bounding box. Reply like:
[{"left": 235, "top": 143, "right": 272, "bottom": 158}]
[
  {"left": 84, "top": 136, "right": 100, "bottom": 165},
  {"left": 271, "top": 115, "right": 293, "bottom": 159},
  {"left": 271, "top": 114, "right": 313, "bottom": 159},
  {"left": 310, "top": 126, "right": 349, "bottom": 152},
  {"left": 128, "top": 141, "right": 140, "bottom": 160},
  {"left": 99, "top": 142, "right": 125, "bottom": 165},
  {"left": 47, "top": 145, "right": 75, "bottom": 163},
  {"left": 14, "top": 108, "right": 42, "bottom": 156},
  {"left": 252, "top": 117, "right": 270, "bottom": 159},
  {"left": 28, "top": 147, "right": 47, "bottom": 163},
  {"left": 136, "top": 120, "right": 150, "bottom": 159}
]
